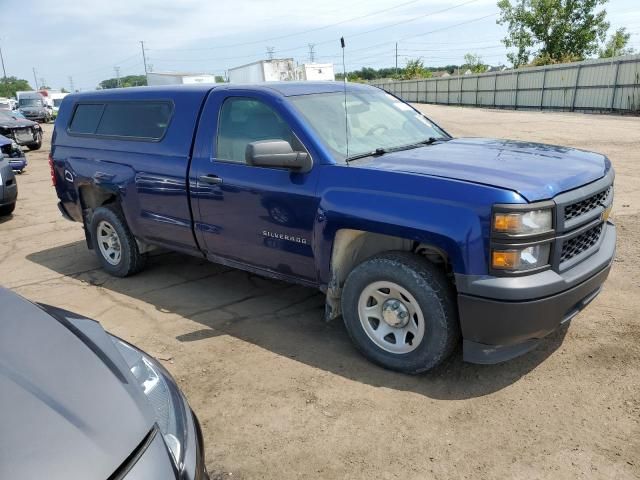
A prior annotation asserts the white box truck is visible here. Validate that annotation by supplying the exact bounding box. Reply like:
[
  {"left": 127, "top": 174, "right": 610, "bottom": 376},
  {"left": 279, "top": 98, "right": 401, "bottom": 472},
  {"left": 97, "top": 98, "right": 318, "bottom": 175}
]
[
  {"left": 228, "top": 59, "right": 296, "bottom": 83},
  {"left": 296, "top": 63, "right": 335, "bottom": 81},
  {"left": 146, "top": 72, "right": 219, "bottom": 86}
]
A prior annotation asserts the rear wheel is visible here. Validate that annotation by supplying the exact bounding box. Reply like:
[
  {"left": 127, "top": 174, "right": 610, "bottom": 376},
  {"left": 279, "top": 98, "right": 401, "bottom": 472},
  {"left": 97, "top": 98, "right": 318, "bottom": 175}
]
[
  {"left": 90, "top": 205, "right": 146, "bottom": 277},
  {"left": 341, "top": 252, "right": 459, "bottom": 374},
  {"left": 0, "top": 202, "right": 16, "bottom": 216}
]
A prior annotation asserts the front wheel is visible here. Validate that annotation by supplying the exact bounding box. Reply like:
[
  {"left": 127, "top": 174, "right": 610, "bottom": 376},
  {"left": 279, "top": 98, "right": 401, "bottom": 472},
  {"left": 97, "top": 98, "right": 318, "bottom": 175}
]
[
  {"left": 0, "top": 202, "right": 16, "bottom": 216},
  {"left": 90, "top": 205, "right": 146, "bottom": 277},
  {"left": 27, "top": 131, "right": 42, "bottom": 151},
  {"left": 341, "top": 252, "right": 459, "bottom": 374}
]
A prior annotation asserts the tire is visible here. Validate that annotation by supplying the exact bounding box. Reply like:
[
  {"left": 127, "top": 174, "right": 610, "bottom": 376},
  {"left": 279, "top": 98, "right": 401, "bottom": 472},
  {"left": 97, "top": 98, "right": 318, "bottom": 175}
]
[
  {"left": 0, "top": 202, "right": 16, "bottom": 216},
  {"left": 89, "top": 204, "right": 146, "bottom": 277},
  {"left": 341, "top": 251, "right": 459, "bottom": 374},
  {"left": 27, "top": 131, "right": 42, "bottom": 151}
]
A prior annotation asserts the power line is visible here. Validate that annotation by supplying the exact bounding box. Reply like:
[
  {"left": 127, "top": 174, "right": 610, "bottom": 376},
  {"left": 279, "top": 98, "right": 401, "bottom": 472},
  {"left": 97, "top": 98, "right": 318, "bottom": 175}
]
[
  {"left": 152, "top": 0, "right": 426, "bottom": 52},
  {"left": 146, "top": 4, "right": 493, "bottom": 71}
]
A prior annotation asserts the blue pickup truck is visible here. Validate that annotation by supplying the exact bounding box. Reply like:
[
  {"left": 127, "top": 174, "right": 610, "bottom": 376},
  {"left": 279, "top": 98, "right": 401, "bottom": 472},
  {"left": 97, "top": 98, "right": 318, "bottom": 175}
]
[{"left": 51, "top": 82, "right": 615, "bottom": 373}]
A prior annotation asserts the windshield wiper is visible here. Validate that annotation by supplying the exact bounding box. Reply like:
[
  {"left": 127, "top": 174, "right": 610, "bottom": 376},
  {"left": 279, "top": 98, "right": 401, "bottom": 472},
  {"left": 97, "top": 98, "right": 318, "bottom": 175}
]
[
  {"left": 345, "top": 147, "right": 387, "bottom": 163},
  {"left": 345, "top": 137, "right": 449, "bottom": 163}
]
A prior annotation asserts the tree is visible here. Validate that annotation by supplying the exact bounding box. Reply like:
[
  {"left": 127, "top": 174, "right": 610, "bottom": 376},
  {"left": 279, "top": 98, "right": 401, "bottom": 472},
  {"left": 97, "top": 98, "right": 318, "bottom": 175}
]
[
  {"left": 599, "top": 27, "right": 635, "bottom": 58},
  {"left": 398, "top": 58, "right": 433, "bottom": 80},
  {"left": 214, "top": 75, "right": 226, "bottom": 83},
  {"left": 497, "top": 0, "right": 610, "bottom": 67},
  {"left": 463, "top": 53, "right": 489, "bottom": 73},
  {"left": 61, "top": 88, "right": 69, "bottom": 93},
  {"left": 99, "top": 75, "right": 147, "bottom": 89},
  {"left": 0, "top": 77, "right": 33, "bottom": 98}
]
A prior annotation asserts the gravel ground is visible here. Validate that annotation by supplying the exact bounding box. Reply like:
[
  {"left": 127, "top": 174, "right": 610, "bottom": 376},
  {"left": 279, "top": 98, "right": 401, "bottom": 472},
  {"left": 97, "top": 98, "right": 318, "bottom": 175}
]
[{"left": 1, "top": 105, "right": 638, "bottom": 479}]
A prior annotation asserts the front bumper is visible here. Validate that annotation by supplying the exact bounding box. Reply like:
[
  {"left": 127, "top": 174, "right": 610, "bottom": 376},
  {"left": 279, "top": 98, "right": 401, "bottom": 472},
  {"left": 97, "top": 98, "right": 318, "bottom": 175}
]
[
  {"left": 9, "top": 157, "right": 27, "bottom": 172},
  {"left": 121, "top": 414, "right": 209, "bottom": 480},
  {"left": 1, "top": 171, "right": 18, "bottom": 206},
  {"left": 457, "top": 221, "right": 616, "bottom": 364}
]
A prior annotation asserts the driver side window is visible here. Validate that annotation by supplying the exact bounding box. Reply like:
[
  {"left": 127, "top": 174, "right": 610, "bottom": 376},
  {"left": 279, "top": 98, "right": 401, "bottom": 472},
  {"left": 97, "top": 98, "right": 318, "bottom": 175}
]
[{"left": 216, "top": 97, "right": 304, "bottom": 163}]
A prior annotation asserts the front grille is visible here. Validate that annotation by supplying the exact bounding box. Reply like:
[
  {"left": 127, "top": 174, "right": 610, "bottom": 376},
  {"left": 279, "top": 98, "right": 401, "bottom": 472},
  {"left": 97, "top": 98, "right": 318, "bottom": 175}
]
[
  {"left": 565, "top": 187, "right": 611, "bottom": 221},
  {"left": 561, "top": 224, "right": 603, "bottom": 263}
]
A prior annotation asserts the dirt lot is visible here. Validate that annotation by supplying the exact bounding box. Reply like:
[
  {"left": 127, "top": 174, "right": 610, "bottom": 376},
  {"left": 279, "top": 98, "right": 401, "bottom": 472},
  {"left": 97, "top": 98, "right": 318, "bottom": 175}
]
[{"left": 1, "top": 106, "right": 638, "bottom": 479}]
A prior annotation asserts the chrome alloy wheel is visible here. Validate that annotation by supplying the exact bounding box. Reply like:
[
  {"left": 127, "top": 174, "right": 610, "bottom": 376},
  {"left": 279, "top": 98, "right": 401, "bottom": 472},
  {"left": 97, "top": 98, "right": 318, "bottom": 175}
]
[
  {"left": 97, "top": 220, "right": 122, "bottom": 266},
  {"left": 357, "top": 281, "right": 425, "bottom": 354}
]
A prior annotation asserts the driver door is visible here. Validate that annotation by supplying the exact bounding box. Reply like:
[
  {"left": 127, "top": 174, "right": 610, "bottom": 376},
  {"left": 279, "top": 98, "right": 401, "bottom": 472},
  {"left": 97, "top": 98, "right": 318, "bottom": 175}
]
[{"left": 190, "top": 92, "right": 320, "bottom": 283}]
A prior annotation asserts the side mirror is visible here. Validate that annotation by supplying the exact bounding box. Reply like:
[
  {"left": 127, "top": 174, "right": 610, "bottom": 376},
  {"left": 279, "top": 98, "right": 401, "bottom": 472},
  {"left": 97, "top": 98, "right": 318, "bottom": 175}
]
[{"left": 246, "top": 140, "right": 312, "bottom": 173}]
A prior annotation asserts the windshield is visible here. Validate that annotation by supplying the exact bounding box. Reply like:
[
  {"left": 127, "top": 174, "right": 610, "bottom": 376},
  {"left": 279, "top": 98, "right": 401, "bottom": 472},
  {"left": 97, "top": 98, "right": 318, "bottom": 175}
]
[
  {"left": 19, "top": 98, "right": 43, "bottom": 108},
  {"left": 289, "top": 89, "right": 447, "bottom": 161}
]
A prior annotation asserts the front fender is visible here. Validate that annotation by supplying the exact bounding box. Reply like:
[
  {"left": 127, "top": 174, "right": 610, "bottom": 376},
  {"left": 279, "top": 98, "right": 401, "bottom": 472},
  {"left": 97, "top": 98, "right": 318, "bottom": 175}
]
[{"left": 314, "top": 166, "right": 527, "bottom": 285}]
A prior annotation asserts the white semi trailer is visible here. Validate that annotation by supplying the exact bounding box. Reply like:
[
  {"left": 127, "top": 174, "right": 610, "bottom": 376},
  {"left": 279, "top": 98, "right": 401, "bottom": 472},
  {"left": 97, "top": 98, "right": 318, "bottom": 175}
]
[{"left": 228, "top": 59, "right": 296, "bottom": 83}]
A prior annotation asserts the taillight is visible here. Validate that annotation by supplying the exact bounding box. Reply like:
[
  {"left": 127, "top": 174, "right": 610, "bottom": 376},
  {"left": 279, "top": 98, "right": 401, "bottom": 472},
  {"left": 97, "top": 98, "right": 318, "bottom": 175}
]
[{"left": 48, "top": 153, "right": 56, "bottom": 186}]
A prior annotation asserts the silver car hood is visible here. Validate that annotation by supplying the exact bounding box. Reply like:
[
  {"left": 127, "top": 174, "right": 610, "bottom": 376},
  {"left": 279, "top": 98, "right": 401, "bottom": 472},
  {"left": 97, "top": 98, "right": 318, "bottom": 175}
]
[{"left": 0, "top": 288, "right": 155, "bottom": 479}]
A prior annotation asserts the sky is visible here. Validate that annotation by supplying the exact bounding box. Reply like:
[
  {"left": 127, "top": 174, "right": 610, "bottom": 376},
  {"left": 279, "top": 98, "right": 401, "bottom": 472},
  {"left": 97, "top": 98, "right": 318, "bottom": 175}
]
[{"left": 1, "top": 0, "right": 639, "bottom": 91}]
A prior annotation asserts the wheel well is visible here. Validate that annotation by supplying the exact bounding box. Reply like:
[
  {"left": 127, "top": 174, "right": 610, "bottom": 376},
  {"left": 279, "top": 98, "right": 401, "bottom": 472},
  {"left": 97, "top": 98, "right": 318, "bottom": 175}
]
[
  {"left": 78, "top": 185, "right": 119, "bottom": 249},
  {"left": 79, "top": 185, "right": 117, "bottom": 213},
  {"left": 325, "top": 229, "right": 452, "bottom": 320}
]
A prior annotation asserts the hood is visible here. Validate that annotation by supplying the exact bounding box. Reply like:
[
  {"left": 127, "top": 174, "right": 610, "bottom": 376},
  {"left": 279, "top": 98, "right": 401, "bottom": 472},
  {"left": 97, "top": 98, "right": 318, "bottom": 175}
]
[
  {"left": 0, "top": 114, "right": 38, "bottom": 128},
  {"left": 0, "top": 288, "right": 154, "bottom": 480},
  {"left": 356, "top": 138, "right": 610, "bottom": 202}
]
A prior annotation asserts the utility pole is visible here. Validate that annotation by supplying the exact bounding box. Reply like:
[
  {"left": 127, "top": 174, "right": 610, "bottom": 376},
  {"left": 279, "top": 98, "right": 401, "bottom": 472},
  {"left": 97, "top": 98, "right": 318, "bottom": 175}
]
[
  {"left": 68, "top": 76, "right": 74, "bottom": 93},
  {"left": 0, "top": 43, "right": 7, "bottom": 82},
  {"left": 114, "top": 66, "right": 121, "bottom": 87},
  {"left": 395, "top": 42, "right": 398, "bottom": 76},
  {"left": 32, "top": 68, "right": 38, "bottom": 90},
  {"left": 266, "top": 46, "right": 275, "bottom": 60},
  {"left": 308, "top": 43, "right": 316, "bottom": 63},
  {"left": 140, "top": 41, "right": 148, "bottom": 75}
]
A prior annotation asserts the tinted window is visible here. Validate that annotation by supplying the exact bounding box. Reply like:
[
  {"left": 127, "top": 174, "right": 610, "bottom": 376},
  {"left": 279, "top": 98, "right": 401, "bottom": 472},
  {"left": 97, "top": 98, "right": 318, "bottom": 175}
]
[
  {"left": 68, "top": 104, "right": 104, "bottom": 134},
  {"left": 96, "top": 102, "right": 172, "bottom": 139},
  {"left": 217, "top": 98, "right": 303, "bottom": 163}
]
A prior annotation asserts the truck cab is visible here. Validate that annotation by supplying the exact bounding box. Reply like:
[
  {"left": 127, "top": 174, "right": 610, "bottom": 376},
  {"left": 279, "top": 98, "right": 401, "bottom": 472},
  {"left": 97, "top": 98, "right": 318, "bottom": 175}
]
[{"left": 51, "top": 83, "right": 615, "bottom": 373}]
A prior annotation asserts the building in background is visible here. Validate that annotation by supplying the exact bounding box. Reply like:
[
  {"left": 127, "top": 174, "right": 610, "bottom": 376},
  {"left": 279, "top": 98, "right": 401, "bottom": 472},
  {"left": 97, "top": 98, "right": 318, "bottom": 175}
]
[
  {"left": 228, "top": 59, "right": 297, "bottom": 83},
  {"left": 296, "top": 63, "right": 335, "bottom": 81},
  {"left": 146, "top": 72, "right": 219, "bottom": 86}
]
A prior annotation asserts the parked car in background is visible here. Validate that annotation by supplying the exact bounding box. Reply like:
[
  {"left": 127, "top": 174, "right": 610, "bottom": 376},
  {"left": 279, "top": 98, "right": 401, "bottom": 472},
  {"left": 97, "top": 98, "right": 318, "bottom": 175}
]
[
  {"left": 0, "top": 287, "right": 209, "bottom": 480},
  {"left": 17, "top": 91, "right": 52, "bottom": 123},
  {"left": 50, "top": 91, "right": 69, "bottom": 118},
  {"left": 52, "top": 83, "right": 615, "bottom": 373},
  {"left": 0, "top": 134, "right": 27, "bottom": 173},
  {"left": 0, "top": 110, "right": 43, "bottom": 150},
  {"left": 0, "top": 156, "right": 17, "bottom": 215},
  {"left": 0, "top": 98, "right": 13, "bottom": 111}
]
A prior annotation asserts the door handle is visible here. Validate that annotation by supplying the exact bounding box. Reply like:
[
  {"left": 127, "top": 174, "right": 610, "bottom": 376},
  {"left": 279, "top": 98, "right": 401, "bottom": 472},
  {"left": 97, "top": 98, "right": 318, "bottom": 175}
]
[{"left": 199, "top": 174, "right": 223, "bottom": 185}]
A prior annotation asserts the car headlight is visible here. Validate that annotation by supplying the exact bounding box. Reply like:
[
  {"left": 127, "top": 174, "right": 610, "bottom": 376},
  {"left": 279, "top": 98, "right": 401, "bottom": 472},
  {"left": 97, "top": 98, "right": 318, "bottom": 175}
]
[
  {"left": 110, "top": 336, "right": 188, "bottom": 471},
  {"left": 491, "top": 243, "right": 551, "bottom": 271},
  {"left": 492, "top": 208, "right": 553, "bottom": 236}
]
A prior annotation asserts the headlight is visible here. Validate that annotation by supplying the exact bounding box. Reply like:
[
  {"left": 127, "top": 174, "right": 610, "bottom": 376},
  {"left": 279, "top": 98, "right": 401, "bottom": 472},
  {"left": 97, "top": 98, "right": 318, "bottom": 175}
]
[
  {"left": 493, "top": 208, "right": 552, "bottom": 236},
  {"left": 492, "top": 243, "right": 551, "bottom": 271},
  {"left": 110, "top": 336, "right": 188, "bottom": 471}
]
